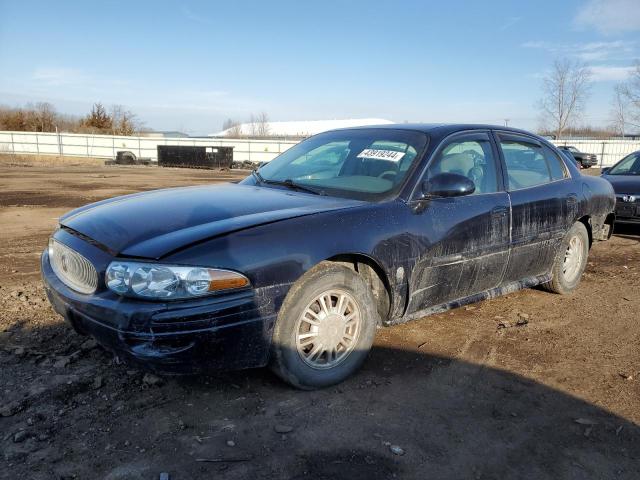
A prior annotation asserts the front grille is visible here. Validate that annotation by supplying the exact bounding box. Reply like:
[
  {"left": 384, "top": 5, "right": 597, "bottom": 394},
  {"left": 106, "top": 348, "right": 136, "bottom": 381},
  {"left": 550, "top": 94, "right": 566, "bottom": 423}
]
[{"left": 49, "top": 239, "right": 98, "bottom": 294}]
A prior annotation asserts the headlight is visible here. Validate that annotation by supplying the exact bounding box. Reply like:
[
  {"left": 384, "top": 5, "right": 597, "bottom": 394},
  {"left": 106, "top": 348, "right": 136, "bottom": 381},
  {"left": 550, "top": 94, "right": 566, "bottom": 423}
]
[{"left": 105, "top": 261, "right": 250, "bottom": 300}]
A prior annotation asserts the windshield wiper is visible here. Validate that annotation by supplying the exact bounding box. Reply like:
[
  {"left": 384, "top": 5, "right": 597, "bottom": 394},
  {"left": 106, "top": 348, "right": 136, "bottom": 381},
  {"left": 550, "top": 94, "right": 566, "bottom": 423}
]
[
  {"left": 251, "top": 169, "right": 265, "bottom": 184},
  {"left": 263, "top": 178, "right": 325, "bottom": 195},
  {"left": 252, "top": 169, "right": 324, "bottom": 195}
]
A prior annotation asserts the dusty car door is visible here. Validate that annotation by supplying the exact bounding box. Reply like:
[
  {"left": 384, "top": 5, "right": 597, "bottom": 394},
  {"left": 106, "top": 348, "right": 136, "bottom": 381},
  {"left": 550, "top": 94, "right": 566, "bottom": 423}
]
[
  {"left": 495, "top": 132, "right": 575, "bottom": 283},
  {"left": 406, "top": 131, "right": 511, "bottom": 313}
]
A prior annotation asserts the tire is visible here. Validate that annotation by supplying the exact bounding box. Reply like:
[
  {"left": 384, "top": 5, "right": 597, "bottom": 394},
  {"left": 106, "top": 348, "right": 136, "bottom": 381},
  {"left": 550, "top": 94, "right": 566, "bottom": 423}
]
[
  {"left": 269, "top": 262, "right": 379, "bottom": 389},
  {"left": 542, "top": 222, "right": 590, "bottom": 294}
]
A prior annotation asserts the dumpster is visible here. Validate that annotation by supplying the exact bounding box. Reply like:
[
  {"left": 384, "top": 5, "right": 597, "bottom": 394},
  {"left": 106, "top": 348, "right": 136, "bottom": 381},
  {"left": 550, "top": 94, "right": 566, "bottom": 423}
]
[{"left": 157, "top": 145, "right": 234, "bottom": 169}]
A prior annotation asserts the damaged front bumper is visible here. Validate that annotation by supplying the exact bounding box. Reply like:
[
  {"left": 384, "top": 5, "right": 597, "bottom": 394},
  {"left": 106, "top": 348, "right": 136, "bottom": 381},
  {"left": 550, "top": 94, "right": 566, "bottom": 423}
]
[{"left": 41, "top": 250, "right": 276, "bottom": 374}]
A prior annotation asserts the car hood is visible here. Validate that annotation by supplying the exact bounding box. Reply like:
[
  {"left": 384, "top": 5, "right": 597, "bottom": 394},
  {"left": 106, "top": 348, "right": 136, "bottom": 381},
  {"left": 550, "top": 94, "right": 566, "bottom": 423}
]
[
  {"left": 602, "top": 175, "right": 640, "bottom": 195},
  {"left": 60, "top": 183, "right": 365, "bottom": 259}
]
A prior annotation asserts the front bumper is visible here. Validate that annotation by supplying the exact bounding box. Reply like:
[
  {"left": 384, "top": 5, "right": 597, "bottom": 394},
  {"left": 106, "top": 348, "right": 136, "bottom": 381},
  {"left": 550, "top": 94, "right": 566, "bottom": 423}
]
[
  {"left": 580, "top": 157, "right": 598, "bottom": 167},
  {"left": 615, "top": 198, "right": 640, "bottom": 224},
  {"left": 42, "top": 250, "right": 281, "bottom": 374}
]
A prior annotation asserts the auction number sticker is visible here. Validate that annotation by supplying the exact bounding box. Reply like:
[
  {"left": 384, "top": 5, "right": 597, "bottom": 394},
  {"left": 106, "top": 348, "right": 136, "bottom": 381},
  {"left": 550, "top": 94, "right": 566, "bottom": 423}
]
[{"left": 357, "top": 149, "right": 405, "bottom": 162}]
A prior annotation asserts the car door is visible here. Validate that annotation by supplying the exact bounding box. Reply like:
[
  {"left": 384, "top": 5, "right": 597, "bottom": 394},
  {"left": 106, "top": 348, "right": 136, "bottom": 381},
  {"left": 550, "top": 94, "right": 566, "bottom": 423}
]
[
  {"left": 494, "top": 132, "right": 576, "bottom": 283},
  {"left": 406, "top": 131, "right": 511, "bottom": 313}
]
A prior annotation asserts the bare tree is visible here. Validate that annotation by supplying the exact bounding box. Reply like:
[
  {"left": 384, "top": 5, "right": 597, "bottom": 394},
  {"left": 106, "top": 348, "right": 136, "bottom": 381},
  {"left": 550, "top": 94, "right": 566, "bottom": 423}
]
[
  {"left": 609, "top": 84, "right": 629, "bottom": 136},
  {"left": 223, "top": 118, "right": 243, "bottom": 137},
  {"left": 0, "top": 106, "right": 27, "bottom": 131},
  {"left": 29, "top": 102, "right": 56, "bottom": 132},
  {"left": 110, "top": 104, "right": 140, "bottom": 136},
  {"left": 110, "top": 105, "right": 124, "bottom": 136},
  {"left": 222, "top": 118, "right": 236, "bottom": 130},
  {"left": 621, "top": 61, "right": 640, "bottom": 125},
  {"left": 0, "top": 102, "right": 140, "bottom": 135},
  {"left": 247, "top": 114, "right": 257, "bottom": 137},
  {"left": 119, "top": 111, "right": 140, "bottom": 136},
  {"left": 538, "top": 59, "right": 592, "bottom": 139},
  {"left": 255, "top": 111, "right": 270, "bottom": 137}
]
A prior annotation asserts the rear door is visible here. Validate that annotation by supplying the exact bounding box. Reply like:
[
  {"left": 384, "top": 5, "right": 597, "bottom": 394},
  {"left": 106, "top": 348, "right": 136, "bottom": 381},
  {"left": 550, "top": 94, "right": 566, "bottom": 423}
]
[
  {"left": 407, "top": 131, "right": 511, "bottom": 312},
  {"left": 494, "top": 132, "right": 576, "bottom": 283}
]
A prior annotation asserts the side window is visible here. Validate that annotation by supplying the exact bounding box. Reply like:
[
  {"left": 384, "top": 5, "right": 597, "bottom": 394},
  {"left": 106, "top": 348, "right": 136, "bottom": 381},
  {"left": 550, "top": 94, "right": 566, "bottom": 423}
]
[
  {"left": 427, "top": 136, "right": 499, "bottom": 194},
  {"left": 500, "top": 139, "right": 551, "bottom": 190},
  {"left": 543, "top": 145, "right": 568, "bottom": 181}
]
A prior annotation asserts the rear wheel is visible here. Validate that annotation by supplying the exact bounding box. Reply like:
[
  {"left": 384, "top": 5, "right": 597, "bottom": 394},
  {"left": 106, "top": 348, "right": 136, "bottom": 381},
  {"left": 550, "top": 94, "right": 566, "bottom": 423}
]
[
  {"left": 543, "top": 222, "right": 589, "bottom": 294},
  {"left": 269, "top": 262, "right": 379, "bottom": 389}
]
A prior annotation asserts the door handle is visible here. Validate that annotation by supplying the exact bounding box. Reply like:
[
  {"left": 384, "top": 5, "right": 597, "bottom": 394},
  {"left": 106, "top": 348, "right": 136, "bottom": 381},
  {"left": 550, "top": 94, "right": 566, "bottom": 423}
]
[{"left": 491, "top": 206, "right": 509, "bottom": 218}]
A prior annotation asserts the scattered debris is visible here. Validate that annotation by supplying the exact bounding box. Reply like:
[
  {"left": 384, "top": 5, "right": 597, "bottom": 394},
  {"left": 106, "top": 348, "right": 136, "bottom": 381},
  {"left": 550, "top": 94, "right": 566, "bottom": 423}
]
[
  {"left": 274, "top": 424, "right": 294, "bottom": 434},
  {"left": 618, "top": 372, "right": 633, "bottom": 381},
  {"left": 142, "top": 373, "right": 163, "bottom": 387},
  {"left": 389, "top": 445, "right": 405, "bottom": 456},
  {"left": 159, "top": 473, "right": 170, "bottom": 480},
  {"left": 13, "top": 430, "right": 29, "bottom": 443},
  {"left": 1, "top": 400, "right": 26, "bottom": 417},
  {"left": 196, "top": 456, "right": 252, "bottom": 463},
  {"left": 80, "top": 338, "right": 98, "bottom": 351},
  {"left": 226, "top": 440, "right": 236, "bottom": 447},
  {"left": 574, "top": 418, "right": 598, "bottom": 426},
  {"left": 497, "top": 317, "right": 529, "bottom": 329},
  {"left": 93, "top": 375, "right": 103, "bottom": 389},
  {"left": 53, "top": 356, "right": 71, "bottom": 369}
]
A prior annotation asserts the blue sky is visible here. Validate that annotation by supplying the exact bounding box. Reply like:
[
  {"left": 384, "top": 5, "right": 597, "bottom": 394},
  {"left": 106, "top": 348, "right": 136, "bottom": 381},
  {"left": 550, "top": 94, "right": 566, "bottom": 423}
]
[{"left": 0, "top": 0, "right": 639, "bottom": 135}]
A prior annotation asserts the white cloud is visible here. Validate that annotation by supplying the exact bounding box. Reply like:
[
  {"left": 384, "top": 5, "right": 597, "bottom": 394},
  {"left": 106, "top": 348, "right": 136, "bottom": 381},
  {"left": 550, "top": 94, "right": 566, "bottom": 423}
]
[
  {"left": 32, "top": 67, "right": 89, "bottom": 86},
  {"left": 522, "top": 40, "right": 635, "bottom": 61},
  {"left": 589, "top": 65, "right": 635, "bottom": 81},
  {"left": 575, "top": 0, "right": 640, "bottom": 34},
  {"left": 181, "top": 7, "right": 212, "bottom": 25},
  {"left": 499, "top": 16, "right": 522, "bottom": 31}
]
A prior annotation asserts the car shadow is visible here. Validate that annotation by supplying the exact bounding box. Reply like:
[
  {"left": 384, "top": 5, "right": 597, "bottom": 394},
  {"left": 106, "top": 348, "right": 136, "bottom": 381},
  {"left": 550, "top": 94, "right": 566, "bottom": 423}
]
[
  {"left": 613, "top": 222, "right": 640, "bottom": 241},
  {"left": 2, "top": 320, "right": 639, "bottom": 479}
]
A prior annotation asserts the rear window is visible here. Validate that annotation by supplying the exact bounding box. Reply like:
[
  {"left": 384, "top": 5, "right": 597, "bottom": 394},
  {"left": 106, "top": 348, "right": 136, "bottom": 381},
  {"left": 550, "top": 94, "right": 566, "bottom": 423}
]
[
  {"left": 500, "top": 141, "right": 551, "bottom": 190},
  {"left": 543, "top": 146, "right": 568, "bottom": 181}
]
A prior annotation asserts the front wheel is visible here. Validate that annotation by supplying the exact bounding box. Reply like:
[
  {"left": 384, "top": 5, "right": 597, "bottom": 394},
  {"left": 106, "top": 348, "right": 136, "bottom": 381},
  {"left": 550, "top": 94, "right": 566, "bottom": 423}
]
[
  {"left": 269, "top": 262, "right": 379, "bottom": 389},
  {"left": 542, "top": 222, "right": 589, "bottom": 294}
]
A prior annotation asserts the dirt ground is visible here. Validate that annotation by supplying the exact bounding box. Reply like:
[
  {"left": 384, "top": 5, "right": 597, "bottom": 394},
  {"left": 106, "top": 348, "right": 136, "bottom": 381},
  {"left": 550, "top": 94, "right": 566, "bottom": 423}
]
[{"left": 0, "top": 163, "right": 639, "bottom": 480}]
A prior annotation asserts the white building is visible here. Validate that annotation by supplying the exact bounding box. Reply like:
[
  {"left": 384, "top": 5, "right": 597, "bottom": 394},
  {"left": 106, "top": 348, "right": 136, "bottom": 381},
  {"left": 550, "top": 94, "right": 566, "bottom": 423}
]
[{"left": 210, "top": 118, "right": 394, "bottom": 138}]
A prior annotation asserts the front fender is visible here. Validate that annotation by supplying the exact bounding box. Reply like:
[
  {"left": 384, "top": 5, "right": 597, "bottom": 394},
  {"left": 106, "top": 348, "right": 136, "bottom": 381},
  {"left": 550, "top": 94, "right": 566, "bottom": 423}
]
[{"left": 161, "top": 199, "right": 421, "bottom": 321}]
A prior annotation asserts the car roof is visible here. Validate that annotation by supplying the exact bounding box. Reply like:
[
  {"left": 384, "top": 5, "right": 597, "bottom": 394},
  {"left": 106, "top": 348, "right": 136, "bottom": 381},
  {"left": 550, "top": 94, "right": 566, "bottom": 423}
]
[{"left": 336, "top": 123, "right": 542, "bottom": 138}]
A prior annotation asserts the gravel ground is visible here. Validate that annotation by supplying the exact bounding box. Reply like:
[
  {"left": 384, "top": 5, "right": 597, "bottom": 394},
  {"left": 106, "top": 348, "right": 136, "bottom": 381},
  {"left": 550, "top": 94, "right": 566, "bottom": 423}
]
[{"left": 0, "top": 164, "right": 638, "bottom": 480}]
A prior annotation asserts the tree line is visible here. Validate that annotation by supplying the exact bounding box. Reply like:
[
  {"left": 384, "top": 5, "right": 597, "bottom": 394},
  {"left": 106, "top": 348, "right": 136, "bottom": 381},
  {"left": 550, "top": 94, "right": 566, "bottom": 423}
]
[
  {"left": 0, "top": 102, "right": 142, "bottom": 136},
  {"left": 538, "top": 60, "right": 640, "bottom": 139}
]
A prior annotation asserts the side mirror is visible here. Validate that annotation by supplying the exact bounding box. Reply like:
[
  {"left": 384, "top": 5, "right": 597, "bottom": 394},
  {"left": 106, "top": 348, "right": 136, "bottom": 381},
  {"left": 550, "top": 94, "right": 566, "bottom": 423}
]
[
  {"left": 600, "top": 167, "right": 610, "bottom": 175},
  {"left": 421, "top": 173, "right": 475, "bottom": 198}
]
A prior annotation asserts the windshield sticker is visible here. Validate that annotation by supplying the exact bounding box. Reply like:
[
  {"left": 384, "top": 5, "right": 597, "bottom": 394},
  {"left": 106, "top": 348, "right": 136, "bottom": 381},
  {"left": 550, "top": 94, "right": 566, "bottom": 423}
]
[{"left": 357, "top": 149, "right": 405, "bottom": 162}]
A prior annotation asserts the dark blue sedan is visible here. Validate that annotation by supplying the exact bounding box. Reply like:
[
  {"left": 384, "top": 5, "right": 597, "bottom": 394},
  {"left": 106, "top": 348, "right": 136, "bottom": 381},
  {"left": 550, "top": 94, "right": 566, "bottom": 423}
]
[
  {"left": 601, "top": 151, "right": 640, "bottom": 225},
  {"left": 42, "top": 124, "right": 615, "bottom": 388}
]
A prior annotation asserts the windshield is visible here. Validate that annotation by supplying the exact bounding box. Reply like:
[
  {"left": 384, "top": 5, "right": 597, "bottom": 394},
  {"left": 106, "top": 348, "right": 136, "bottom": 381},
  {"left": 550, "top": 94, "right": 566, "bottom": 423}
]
[
  {"left": 248, "top": 129, "right": 428, "bottom": 200},
  {"left": 567, "top": 146, "right": 579, "bottom": 152},
  {"left": 608, "top": 153, "right": 640, "bottom": 175}
]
